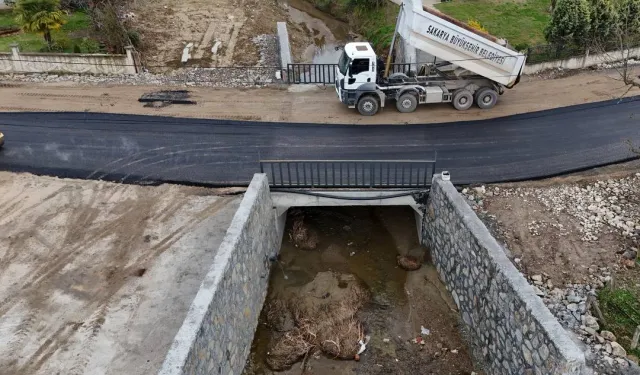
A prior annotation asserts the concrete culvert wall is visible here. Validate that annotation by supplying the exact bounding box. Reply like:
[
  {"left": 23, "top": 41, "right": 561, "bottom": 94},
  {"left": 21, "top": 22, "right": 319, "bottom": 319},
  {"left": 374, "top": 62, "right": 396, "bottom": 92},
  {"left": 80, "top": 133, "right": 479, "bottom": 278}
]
[
  {"left": 159, "top": 174, "right": 280, "bottom": 375},
  {"left": 422, "top": 175, "right": 587, "bottom": 374}
]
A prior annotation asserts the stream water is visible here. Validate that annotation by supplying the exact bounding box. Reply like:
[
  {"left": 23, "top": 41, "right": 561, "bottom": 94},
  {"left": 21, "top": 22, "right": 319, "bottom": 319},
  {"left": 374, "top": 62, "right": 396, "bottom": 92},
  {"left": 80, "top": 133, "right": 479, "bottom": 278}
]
[
  {"left": 243, "top": 207, "right": 481, "bottom": 375},
  {"left": 281, "top": 0, "right": 354, "bottom": 64}
]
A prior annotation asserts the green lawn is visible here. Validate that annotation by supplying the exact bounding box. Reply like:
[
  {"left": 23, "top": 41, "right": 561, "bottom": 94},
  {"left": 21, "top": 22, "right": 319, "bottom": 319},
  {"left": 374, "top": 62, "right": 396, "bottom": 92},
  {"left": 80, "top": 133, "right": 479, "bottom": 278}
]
[
  {"left": 598, "top": 286, "right": 640, "bottom": 358},
  {"left": 0, "top": 9, "right": 100, "bottom": 53},
  {"left": 435, "top": 0, "right": 552, "bottom": 48}
]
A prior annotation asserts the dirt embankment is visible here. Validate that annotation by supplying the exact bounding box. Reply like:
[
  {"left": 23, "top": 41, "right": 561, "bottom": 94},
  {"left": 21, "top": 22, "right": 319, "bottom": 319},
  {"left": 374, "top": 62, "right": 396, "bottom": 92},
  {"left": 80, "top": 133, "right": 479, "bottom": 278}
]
[
  {"left": 0, "top": 172, "right": 239, "bottom": 375},
  {"left": 129, "top": 0, "right": 323, "bottom": 70}
]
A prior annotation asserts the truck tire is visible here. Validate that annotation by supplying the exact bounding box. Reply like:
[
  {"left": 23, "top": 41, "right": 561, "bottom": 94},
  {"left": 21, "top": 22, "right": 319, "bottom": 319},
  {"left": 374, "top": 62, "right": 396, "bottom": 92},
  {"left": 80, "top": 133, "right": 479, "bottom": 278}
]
[
  {"left": 396, "top": 93, "right": 418, "bottom": 113},
  {"left": 475, "top": 88, "right": 498, "bottom": 109},
  {"left": 357, "top": 95, "right": 379, "bottom": 116},
  {"left": 452, "top": 89, "right": 473, "bottom": 111}
]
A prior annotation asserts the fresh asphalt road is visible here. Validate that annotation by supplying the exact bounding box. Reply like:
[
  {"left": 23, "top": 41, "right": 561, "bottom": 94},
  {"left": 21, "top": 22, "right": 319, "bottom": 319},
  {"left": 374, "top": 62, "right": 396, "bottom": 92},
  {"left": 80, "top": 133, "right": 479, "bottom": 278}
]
[{"left": 0, "top": 96, "right": 639, "bottom": 186}]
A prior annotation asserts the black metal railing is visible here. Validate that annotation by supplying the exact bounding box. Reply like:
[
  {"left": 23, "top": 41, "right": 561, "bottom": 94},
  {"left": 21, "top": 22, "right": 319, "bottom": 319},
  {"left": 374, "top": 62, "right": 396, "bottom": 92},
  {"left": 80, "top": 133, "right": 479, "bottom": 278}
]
[
  {"left": 260, "top": 159, "right": 437, "bottom": 188},
  {"left": 388, "top": 63, "right": 413, "bottom": 74},
  {"left": 286, "top": 63, "right": 338, "bottom": 84}
]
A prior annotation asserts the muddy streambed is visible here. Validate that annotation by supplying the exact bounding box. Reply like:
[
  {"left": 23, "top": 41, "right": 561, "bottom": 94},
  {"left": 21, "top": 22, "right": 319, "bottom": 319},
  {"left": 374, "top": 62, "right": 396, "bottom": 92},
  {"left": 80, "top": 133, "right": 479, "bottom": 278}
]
[
  {"left": 281, "top": 0, "right": 358, "bottom": 64},
  {"left": 243, "top": 207, "right": 481, "bottom": 375}
]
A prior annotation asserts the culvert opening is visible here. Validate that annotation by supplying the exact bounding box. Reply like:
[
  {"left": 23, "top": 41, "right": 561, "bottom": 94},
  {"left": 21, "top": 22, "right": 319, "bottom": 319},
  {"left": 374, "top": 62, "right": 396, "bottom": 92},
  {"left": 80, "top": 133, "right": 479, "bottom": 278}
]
[{"left": 243, "top": 206, "right": 481, "bottom": 375}]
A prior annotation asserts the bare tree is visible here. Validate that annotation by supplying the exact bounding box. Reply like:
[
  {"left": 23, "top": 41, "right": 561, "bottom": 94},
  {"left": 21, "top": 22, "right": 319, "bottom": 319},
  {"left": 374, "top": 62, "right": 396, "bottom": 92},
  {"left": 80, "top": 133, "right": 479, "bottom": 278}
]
[
  {"left": 588, "top": 0, "right": 640, "bottom": 156},
  {"left": 591, "top": 0, "right": 640, "bottom": 92}
]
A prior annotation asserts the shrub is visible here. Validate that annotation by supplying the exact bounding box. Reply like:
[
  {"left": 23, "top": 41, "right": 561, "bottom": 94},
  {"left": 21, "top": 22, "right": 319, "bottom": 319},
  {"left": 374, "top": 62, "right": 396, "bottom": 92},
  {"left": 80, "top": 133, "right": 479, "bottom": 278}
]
[
  {"left": 59, "top": 0, "right": 89, "bottom": 10},
  {"left": 467, "top": 19, "right": 488, "bottom": 33},
  {"left": 127, "top": 29, "right": 141, "bottom": 48},
  {"left": 80, "top": 36, "right": 100, "bottom": 52}
]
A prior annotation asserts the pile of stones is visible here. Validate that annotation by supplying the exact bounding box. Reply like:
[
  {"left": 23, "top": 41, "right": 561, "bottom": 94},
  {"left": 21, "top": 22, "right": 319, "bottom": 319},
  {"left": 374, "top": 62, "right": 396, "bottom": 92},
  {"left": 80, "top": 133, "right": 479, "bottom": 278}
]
[
  {"left": 0, "top": 66, "right": 281, "bottom": 87},
  {"left": 463, "top": 174, "right": 640, "bottom": 243},
  {"left": 529, "top": 272, "right": 639, "bottom": 374}
]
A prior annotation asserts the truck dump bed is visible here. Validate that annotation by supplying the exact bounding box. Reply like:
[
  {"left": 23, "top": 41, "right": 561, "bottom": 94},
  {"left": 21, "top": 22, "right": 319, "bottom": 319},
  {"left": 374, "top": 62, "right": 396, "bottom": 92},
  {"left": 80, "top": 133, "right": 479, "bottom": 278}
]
[{"left": 398, "top": 0, "right": 526, "bottom": 87}]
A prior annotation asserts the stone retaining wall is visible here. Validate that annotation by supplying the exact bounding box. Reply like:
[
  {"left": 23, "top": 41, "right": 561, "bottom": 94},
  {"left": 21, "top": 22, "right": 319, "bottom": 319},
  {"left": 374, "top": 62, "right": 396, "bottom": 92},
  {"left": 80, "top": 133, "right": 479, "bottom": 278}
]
[
  {"left": 158, "top": 174, "right": 280, "bottom": 375},
  {"left": 524, "top": 47, "right": 640, "bottom": 75},
  {"left": 0, "top": 44, "right": 137, "bottom": 75},
  {"left": 422, "top": 175, "right": 586, "bottom": 374}
]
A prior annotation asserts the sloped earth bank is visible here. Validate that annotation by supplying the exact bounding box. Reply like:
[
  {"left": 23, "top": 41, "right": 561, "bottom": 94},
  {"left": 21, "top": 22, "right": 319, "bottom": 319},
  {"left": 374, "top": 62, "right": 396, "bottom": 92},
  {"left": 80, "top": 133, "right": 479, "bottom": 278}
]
[
  {"left": 0, "top": 172, "right": 241, "bottom": 375},
  {"left": 243, "top": 207, "right": 482, "bottom": 375},
  {"left": 467, "top": 161, "right": 640, "bottom": 374},
  {"left": 129, "top": 0, "right": 354, "bottom": 71}
]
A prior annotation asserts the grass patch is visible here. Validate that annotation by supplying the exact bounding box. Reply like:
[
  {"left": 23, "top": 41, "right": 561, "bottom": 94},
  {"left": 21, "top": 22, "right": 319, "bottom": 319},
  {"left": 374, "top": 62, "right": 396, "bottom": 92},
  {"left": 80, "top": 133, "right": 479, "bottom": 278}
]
[
  {"left": 308, "top": 0, "right": 399, "bottom": 55},
  {"left": 435, "top": 0, "right": 551, "bottom": 47},
  {"left": 598, "top": 287, "right": 640, "bottom": 358},
  {"left": 0, "top": 9, "right": 100, "bottom": 53}
]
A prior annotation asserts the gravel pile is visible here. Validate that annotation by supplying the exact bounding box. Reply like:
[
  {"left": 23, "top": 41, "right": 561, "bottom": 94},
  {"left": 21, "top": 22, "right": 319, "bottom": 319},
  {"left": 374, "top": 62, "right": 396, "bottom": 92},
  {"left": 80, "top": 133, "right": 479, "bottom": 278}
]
[
  {"left": 597, "top": 58, "right": 640, "bottom": 70},
  {"left": 0, "top": 66, "right": 282, "bottom": 87},
  {"left": 530, "top": 273, "right": 640, "bottom": 374},
  {"left": 463, "top": 174, "right": 640, "bottom": 243},
  {"left": 252, "top": 34, "right": 280, "bottom": 68}
]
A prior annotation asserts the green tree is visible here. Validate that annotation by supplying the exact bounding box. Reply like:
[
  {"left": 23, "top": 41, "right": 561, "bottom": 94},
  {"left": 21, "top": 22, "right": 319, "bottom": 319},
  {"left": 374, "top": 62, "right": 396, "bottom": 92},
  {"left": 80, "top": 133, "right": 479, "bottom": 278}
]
[
  {"left": 617, "top": 0, "right": 640, "bottom": 33},
  {"left": 588, "top": 0, "right": 619, "bottom": 45},
  {"left": 545, "top": 0, "right": 591, "bottom": 47},
  {"left": 13, "top": 0, "right": 66, "bottom": 48}
]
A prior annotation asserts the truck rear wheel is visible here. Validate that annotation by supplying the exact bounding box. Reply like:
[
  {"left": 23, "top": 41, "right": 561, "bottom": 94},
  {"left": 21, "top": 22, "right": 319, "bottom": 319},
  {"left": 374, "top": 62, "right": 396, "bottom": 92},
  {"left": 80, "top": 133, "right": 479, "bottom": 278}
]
[
  {"left": 396, "top": 93, "right": 418, "bottom": 113},
  {"left": 452, "top": 89, "right": 473, "bottom": 111},
  {"left": 475, "top": 88, "right": 498, "bottom": 109},
  {"left": 357, "top": 95, "right": 379, "bottom": 116}
]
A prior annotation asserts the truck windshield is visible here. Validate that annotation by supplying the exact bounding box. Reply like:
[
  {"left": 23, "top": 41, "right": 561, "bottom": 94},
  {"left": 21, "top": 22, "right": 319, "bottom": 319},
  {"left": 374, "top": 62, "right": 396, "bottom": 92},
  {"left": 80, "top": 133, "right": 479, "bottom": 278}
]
[{"left": 338, "top": 51, "right": 350, "bottom": 76}]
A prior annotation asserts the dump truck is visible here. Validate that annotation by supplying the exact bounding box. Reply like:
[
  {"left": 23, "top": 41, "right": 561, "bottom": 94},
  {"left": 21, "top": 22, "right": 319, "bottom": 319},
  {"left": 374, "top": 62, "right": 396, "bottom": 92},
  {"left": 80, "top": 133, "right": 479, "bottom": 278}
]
[{"left": 335, "top": 0, "right": 527, "bottom": 116}]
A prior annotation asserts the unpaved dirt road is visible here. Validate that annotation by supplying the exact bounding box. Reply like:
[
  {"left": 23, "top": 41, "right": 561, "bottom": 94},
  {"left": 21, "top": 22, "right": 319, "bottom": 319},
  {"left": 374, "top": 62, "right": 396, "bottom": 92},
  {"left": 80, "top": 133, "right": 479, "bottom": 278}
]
[
  {"left": 0, "top": 69, "right": 638, "bottom": 124},
  {"left": 0, "top": 172, "right": 240, "bottom": 375}
]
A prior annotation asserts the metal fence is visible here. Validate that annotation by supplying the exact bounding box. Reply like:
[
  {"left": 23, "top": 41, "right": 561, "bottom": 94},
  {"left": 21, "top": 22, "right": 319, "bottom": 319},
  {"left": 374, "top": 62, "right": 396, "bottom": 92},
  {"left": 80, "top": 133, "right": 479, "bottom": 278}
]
[
  {"left": 284, "top": 63, "right": 417, "bottom": 84},
  {"left": 286, "top": 64, "right": 338, "bottom": 84},
  {"left": 260, "top": 159, "right": 437, "bottom": 188},
  {"left": 525, "top": 41, "right": 640, "bottom": 64},
  {"left": 525, "top": 44, "right": 587, "bottom": 64}
]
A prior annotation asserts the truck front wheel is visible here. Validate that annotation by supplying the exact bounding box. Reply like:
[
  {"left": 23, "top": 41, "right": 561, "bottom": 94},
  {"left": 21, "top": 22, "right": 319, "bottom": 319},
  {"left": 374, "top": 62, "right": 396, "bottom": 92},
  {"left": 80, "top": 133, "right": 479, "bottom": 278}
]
[
  {"left": 396, "top": 93, "right": 418, "bottom": 113},
  {"left": 357, "top": 95, "right": 379, "bottom": 116},
  {"left": 475, "top": 88, "right": 498, "bottom": 109},
  {"left": 452, "top": 89, "right": 473, "bottom": 111}
]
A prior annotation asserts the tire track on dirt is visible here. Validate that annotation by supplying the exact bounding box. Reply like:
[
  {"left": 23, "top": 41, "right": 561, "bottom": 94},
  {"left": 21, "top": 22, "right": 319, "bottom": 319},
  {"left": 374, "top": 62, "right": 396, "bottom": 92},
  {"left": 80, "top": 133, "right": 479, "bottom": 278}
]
[
  {"left": 1, "top": 183, "right": 234, "bottom": 375},
  {"left": 20, "top": 196, "right": 234, "bottom": 375}
]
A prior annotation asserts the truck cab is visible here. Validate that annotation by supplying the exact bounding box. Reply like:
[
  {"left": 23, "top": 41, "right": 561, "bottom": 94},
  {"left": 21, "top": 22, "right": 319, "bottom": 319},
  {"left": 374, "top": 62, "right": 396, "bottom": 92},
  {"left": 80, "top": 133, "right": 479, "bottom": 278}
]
[{"left": 335, "top": 43, "right": 386, "bottom": 114}]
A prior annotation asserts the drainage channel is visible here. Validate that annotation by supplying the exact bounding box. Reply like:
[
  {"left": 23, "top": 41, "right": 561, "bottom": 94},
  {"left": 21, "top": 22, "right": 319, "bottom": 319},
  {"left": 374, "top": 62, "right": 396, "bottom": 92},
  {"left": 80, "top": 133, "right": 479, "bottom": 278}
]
[
  {"left": 159, "top": 174, "right": 587, "bottom": 375},
  {"left": 243, "top": 205, "right": 477, "bottom": 374}
]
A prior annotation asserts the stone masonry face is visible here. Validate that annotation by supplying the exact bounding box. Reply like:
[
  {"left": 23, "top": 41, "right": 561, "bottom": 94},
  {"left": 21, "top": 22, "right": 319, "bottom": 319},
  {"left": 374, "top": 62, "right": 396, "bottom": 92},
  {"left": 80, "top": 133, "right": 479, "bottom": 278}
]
[
  {"left": 422, "top": 177, "right": 585, "bottom": 375},
  {"left": 176, "top": 176, "right": 279, "bottom": 375}
]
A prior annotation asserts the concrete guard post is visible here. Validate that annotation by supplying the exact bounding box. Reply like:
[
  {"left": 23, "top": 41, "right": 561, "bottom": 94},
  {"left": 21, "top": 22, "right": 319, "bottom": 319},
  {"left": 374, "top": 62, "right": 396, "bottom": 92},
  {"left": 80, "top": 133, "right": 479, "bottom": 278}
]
[
  {"left": 9, "top": 43, "right": 22, "bottom": 72},
  {"left": 124, "top": 46, "right": 137, "bottom": 74},
  {"left": 277, "top": 22, "right": 292, "bottom": 82}
]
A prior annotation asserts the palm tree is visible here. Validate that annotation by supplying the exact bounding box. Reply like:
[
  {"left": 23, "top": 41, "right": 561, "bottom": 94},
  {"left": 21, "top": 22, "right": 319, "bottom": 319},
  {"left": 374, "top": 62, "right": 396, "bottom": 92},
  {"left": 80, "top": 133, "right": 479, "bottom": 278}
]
[{"left": 13, "top": 0, "right": 66, "bottom": 48}]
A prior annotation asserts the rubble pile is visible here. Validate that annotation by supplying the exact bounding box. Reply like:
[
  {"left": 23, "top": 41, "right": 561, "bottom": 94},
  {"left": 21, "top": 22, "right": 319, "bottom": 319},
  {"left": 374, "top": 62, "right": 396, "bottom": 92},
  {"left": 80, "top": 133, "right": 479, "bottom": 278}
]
[
  {"left": 463, "top": 174, "right": 640, "bottom": 243},
  {"left": 0, "top": 67, "right": 281, "bottom": 87},
  {"left": 529, "top": 272, "right": 639, "bottom": 374}
]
